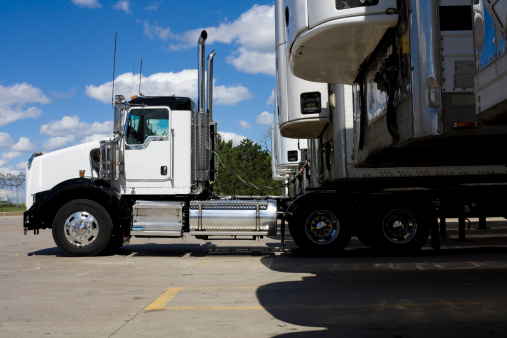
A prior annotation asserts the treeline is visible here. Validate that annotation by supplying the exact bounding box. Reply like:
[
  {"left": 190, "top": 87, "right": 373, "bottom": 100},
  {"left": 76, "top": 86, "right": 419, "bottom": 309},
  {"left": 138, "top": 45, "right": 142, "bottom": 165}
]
[{"left": 214, "top": 135, "right": 282, "bottom": 196}]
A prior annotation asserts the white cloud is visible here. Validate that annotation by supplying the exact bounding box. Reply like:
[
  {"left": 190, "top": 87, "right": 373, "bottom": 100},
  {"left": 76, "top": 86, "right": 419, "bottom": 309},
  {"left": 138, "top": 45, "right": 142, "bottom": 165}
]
[
  {"left": 256, "top": 111, "right": 274, "bottom": 126},
  {"left": 15, "top": 162, "right": 27, "bottom": 171},
  {"left": 168, "top": 4, "right": 275, "bottom": 76},
  {"left": 42, "top": 136, "right": 75, "bottom": 150},
  {"left": 1, "top": 83, "right": 50, "bottom": 106},
  {"left": 227, "top": 48, "right": 275, "bottom": 76},
  {"left": 0, "top": 132, "right": 14, "bottom": 149},
  {"left": 0, "top": 83, "right": 49, "bottom": 127},
  {"left": 145, "top": 1, "right": 162, "bottom": 11},
  {"left": 266, "top": 89, "right": 275, "bottom": 105},
  {"left": 86, "top": 70, "right": 252, "bottom": 106},
  {"left": 219, "top": 132, "right": 246, "bottom": 146},
  {"left": 139, "top": 20, "right": 172, "bottom": 41},
  {"left": 81, "top": 134, "right": 110, "bottom": 143},
  {"left": 239, "top": 120, "right": 252, "bottom": 130},
  {"left": 72, "top": 0, "right": 101, "bottom": 8},
  {"left": 1, "top": 152, "right": 22, "bottom": 161},
  {"left": 40, "top": 115, "right": 112, "bottom": 137},
  {"left": 113, "top": 0, "right": 131, "bottom": 14},
  {"left": 214, "top": 83, "right": 253, "bottom": 106},
  {"left": 12, "top": 137, "right": 35, "bottom": 152}
]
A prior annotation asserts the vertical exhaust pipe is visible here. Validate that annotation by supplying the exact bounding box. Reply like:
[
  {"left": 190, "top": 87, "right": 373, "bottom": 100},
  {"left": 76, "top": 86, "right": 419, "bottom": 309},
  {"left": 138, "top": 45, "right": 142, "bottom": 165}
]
[
  {"left": 207, "top": 50, "right": 216, "bottom": 121},
  {"left": 194, "top": 30, "right": 210, "bottom": 187},
  {"left": 198, "top": 30, "right": 208, "bottom": 114}
]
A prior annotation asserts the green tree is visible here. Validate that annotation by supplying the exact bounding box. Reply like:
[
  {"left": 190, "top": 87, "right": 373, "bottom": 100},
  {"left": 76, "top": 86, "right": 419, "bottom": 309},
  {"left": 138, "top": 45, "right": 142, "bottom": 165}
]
[{"left": 214, "top": 135, "right": 282, "bottom": 196}]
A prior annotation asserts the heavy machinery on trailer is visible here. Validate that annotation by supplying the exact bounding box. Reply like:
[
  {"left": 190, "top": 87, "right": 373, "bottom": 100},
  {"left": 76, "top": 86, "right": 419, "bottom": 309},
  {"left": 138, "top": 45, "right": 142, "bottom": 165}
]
[{"left": 276, "top": 0, "right": 507, "bottom": 252}]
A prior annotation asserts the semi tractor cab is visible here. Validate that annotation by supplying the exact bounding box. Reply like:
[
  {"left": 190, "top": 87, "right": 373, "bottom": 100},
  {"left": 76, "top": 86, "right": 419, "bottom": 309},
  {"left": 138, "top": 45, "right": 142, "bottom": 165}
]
[{"left": 23, "top": 31, "right": 279, "bottom": 256}]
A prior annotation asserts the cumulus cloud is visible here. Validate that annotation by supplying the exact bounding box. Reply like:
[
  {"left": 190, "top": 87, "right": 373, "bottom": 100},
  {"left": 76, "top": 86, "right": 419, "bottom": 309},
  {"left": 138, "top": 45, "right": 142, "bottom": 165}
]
[
  {"left": 158, "top": 4, "right": 275, "bottom": 76},
  {"left": 256, "top": 111, "right": 274, "bottom": 126},
  {"left": 1, "top": 152, "right": 22, "bottom": 161},
  {"left": 15, "top": 162, "right": 27, "bottom": 171},
  {"left": 0, "top": 83, "right": 50, "bottom": 127},
  {"left": 86, "top": 70, "right": 252, "bottom": 106},
  {"left": 266, "top": 89, "right": 275, "bottom": 105},
  {"left": 72, "top": 0, "right": 101, "bottom": 8},
  {"left": 139, "top": 20, "right": 172, "bottom": 41},
  {"left": 81, "top": 134, "right": 111, "bottom": 143},
  {"left": 113, "top": 0, "right": 131, "bottom": 14},
  {"left": 219, "top": 132, "right": 246, "bottom": 147},
  {"left": 40, "top": 115, "right": 112, "bottom": 137},
  {"left": 0, "top": 134, "right": 34, "bottom": 154},
  {"left": 39, "top": 116, "right": 112, "bottom": 150},
  {"left": 239, "top": 120, "right": 252, "bottom": 130},
  {"left": 226, "top": 48, "right": 275, "bottom": 76},
  {"left": 12, "top": 137, "right": 35, "bottom": 152},
  {"left": 42, "top": 136, "right": 76, "bottom": 150},
  {"left": 0, "top": 132, "right": 14, "bottom": 149}
]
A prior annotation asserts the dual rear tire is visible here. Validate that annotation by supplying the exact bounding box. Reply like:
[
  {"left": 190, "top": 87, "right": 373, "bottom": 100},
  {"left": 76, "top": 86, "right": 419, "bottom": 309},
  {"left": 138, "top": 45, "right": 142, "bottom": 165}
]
[
  {"left": 289, "top": 204, "right": 351, "bottom": 255},
  {"left": 289, "top": 198, "right": 430, "bottom": 254}
]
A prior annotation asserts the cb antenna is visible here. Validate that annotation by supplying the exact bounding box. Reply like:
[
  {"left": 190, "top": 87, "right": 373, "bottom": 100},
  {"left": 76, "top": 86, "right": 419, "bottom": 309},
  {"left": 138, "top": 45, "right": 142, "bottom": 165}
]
[
  {"left": 112, "top": 32, "right": 117, "bottom": 108},
  {"left": 139, "top": 58, "right": 143, "bottom": 95}
]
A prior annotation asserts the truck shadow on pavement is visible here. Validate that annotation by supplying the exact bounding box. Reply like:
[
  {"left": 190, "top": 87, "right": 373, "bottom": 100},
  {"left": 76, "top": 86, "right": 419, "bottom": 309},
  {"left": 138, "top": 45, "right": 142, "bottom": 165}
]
[{"left": 256, "top": 246, "right": 507, "bottom": 338}]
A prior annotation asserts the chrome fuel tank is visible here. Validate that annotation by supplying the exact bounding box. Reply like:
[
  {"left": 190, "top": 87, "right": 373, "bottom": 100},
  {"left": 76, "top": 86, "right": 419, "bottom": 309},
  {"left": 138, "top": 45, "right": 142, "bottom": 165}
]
[{"left": 189, "top": 200, "right": 277, "bottom": 236}]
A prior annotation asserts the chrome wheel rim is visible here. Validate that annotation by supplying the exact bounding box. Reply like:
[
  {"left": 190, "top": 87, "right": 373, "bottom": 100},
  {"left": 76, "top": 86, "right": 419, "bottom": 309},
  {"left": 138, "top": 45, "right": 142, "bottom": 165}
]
[
  {"left": 382, "top": 209, "right": 417, "bottom": 244},
  {"left": 304, "top": 210, "right": 340, "bottom": 245},
  {"left": 64, "top": 211, "right": 99, "bottom": 247}
]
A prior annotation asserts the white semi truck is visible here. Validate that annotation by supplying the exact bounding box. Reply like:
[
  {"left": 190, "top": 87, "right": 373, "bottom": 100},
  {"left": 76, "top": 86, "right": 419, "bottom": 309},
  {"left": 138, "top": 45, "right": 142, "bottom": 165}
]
[
  {"left": 24, "top": 31, "right": 285, "bottom": 256},
  {"left": 24, "top": 0, "right": 507, "bottom": 256}
]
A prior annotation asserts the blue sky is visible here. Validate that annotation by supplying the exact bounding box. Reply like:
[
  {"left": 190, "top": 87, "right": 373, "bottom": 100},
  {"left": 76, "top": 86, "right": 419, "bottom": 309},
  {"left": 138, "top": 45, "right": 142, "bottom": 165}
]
[{"left": 0, "top": 0, "right": 276, "bottom": 188}]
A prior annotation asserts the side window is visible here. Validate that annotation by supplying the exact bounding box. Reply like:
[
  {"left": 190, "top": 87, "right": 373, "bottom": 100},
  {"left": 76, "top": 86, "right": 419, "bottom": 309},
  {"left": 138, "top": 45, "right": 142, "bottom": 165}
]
[{"left": 126, "top": 108, "right": 169, "bottom": 145}]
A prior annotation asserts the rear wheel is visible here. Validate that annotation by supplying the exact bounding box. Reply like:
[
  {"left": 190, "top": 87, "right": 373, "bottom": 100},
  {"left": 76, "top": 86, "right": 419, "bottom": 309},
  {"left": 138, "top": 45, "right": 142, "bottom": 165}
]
[
  {"left": 289, "top": 205, "right": 351, "bottom": 255},
  {"left": 52, "top": 199, "right": 113, "bottom": 256},
  {"left": 358, "top": 203, "right": 429, "bottom": 252}
]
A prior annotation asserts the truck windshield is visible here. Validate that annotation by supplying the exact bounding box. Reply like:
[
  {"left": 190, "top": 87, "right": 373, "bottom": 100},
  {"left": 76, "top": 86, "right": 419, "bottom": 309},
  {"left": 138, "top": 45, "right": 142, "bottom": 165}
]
[{"left": 126, "top": 108, "right": 169, "bottom": 144}]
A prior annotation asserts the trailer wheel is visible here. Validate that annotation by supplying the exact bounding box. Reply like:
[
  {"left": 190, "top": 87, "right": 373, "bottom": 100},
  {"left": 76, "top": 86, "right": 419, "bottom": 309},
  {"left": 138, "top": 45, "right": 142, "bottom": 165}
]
[
  {"left": 359, "top": 205, "right": 429, "bottom": 252},
  {"left": 52, "top": 199, "right": 112, "bottom": 256},
  {"left": 289, "top": 205, "right": 351, "bottom": 254}
]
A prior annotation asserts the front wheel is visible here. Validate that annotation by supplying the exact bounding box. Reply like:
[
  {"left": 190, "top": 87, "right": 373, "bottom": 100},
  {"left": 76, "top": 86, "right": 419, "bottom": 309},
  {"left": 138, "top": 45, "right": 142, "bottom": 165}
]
[
  {"left": 289, "top": 206, "right": 351, "bottom": 255},
  {"left": 52, "top": 199, "right": 113, "bottom": 256}
]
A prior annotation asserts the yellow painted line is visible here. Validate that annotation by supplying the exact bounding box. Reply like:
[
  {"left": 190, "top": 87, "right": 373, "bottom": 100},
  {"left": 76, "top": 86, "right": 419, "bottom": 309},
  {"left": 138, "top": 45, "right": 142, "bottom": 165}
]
[
  {"left": 144, "top": 286, "right": 505, "bottom": 312},
  {"left": 144, "top": 287, "right": 182, "bottom": 311},
  {"left": 161, "top": 306, "right": 264, "bottom": 310}
]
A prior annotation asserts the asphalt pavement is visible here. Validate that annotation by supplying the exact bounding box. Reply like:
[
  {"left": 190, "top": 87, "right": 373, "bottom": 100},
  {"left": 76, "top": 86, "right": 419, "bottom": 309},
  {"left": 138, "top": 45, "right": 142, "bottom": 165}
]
[{"left": 2, "top": 215, "right": 507, "bottom": 337}]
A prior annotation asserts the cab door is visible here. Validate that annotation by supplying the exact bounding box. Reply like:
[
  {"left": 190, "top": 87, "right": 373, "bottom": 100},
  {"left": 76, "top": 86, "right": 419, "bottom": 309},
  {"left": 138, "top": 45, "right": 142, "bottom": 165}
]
[{"left": 123, "top": 106, "right": 172, "bottom": 181}]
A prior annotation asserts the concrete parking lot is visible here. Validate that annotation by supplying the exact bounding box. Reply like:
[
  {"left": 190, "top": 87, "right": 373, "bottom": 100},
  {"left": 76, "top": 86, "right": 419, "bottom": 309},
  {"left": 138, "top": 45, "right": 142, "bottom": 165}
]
[{"left": 2, "top": 215, "right": 507, "bottom": 337}]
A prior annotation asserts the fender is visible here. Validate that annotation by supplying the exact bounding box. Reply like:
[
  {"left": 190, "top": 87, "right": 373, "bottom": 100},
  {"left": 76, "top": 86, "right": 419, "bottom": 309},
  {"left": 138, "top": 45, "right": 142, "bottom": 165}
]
[
  {"left": 284, "top": 190, "right": 343, "bottom": 217},
  {"left": 24, "top": 178, "right": 121, "bottom": 232}
]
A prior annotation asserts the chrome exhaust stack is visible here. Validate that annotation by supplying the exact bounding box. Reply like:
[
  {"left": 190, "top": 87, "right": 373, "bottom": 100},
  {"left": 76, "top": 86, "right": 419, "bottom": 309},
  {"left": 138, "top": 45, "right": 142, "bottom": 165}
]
[
  {"left": 193, "top": 30, "right": 210, "bottom": 187},
  {"left": 197, "top": 30, "right": 207, "bottom": 114},
  {"left": 207, "top": 50, "right": 216, "bottom": 121}
]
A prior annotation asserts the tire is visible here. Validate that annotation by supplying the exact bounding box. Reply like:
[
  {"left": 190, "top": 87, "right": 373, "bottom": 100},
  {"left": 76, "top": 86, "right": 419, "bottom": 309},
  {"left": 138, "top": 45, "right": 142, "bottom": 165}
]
[
  {"left": 358, "top": 203, "right": 429, "bottom": 253},
  {"left": 289, "top": 205, "right": 351, "bottom": 255},
  {"left": 52, "top": 199, "right": 113, "bottom": 256}
]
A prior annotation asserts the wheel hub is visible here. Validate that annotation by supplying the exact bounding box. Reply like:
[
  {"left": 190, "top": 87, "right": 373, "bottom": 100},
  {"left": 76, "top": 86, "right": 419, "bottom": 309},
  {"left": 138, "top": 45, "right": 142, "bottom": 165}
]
[
  {"left": 305, "top": 211, "right": 340, "bottom": 245},
  {"left": 64, "top": 212, "right": 99, "bottom": 247},
  {"left": 382, "top": 210, "right": 417, "bottom": 244}
]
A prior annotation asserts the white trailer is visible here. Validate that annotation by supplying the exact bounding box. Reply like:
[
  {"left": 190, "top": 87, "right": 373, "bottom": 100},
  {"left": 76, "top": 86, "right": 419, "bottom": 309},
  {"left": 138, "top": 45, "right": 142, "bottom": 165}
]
[{"left": 276, "top": 0, "right": 507, "bottom": 253}]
